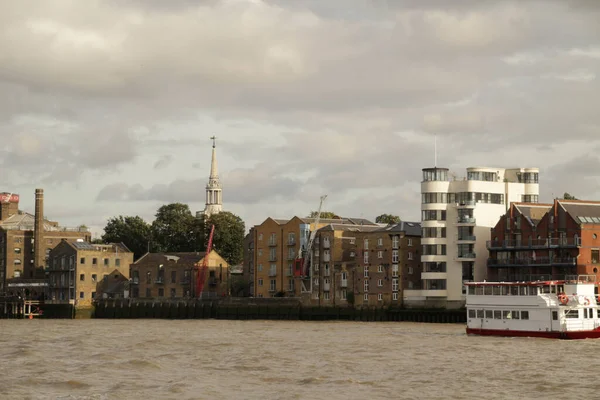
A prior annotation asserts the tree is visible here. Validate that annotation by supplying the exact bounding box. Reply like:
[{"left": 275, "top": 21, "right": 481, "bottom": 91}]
[
  {"left": 308, "top": 211, "right": 340, "bottom": 219},
  {"left": 151, "top": 203, "right": 202, "bottom": 253},
  {"left": 204, "top": 211, "right": 245, "bottom": 265},
  {"left": 375, "top": 214, "right": 401, "bottom": 224},
  {"left": 563, "top": 192, "right": 578, "bottom": 200},
  {"left": 102, "top": 216, "right": 153, "bottom": 260}
]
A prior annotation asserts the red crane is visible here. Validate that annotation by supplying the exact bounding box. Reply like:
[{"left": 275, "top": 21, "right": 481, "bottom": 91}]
[{"left": 196, "top": 224, "right": 215, "bottom": 298}]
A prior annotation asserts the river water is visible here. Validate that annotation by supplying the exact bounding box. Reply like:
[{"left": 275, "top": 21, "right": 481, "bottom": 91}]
[{"left": 1, "top": 320, "right": 599, "bottom": 399}]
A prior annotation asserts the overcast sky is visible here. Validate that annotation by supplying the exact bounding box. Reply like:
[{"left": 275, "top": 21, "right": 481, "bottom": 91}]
[{"left": 1, "top": 0, "right": 599, "bottom": 237}]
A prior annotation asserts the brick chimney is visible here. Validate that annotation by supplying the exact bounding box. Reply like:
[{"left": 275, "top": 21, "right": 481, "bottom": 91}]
[
  {"left": 34, "top": 189, "right": 44, "bottom": 276},
  {"left": 0, "top": 192, "right": 19, "bottom": 221}
]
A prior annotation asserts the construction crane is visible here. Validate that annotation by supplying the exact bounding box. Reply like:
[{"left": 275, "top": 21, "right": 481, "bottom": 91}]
[
  {"left": 195, "top": 224, "right": 215, "bottom": 298},
  {"left": 298, "top": 195, "right": 327, "bottom": 293}
]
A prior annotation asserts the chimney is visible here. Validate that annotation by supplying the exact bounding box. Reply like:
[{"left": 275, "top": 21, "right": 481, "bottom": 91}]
[{"left": 34, "top": 189, "right": 44, "bottom": 277}]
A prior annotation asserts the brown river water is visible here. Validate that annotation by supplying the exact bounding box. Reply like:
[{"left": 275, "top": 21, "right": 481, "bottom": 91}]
[{"left": 1, "top": 320, "right": 599, "bottom": 399}]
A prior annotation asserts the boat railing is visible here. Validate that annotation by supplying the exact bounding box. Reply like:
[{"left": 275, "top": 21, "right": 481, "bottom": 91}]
[{"left": 564, "top": 274, "right": 596, "bottom": 284}]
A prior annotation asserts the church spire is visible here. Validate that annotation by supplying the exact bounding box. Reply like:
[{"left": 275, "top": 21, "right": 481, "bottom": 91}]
[{"left": 203, "top": 136, "right": 223, "bottom": 217}]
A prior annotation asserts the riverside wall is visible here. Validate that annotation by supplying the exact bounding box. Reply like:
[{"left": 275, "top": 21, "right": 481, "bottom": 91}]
[{"left": 93, "top": 298, "right": 466, "bottom": 323}]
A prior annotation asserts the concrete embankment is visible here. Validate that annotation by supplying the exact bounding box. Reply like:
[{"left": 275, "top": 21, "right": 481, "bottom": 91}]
[{"left": 93, "top": 298, "right": 466, "bottom": 323}]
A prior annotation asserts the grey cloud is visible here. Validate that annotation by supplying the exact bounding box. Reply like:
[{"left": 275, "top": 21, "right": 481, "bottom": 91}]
[{"left": 153, "top": 155, "right": 174, "bottom": 170}]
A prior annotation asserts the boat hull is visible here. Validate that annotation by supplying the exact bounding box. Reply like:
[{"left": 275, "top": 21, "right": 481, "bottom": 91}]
[{"left": 466, "top": 327, "right": 600, "bottom": 340}]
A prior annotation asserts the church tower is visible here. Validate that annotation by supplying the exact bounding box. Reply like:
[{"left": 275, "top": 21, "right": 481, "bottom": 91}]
[{"left": 202, "top": 136, "right": 223, "bottom": 217}]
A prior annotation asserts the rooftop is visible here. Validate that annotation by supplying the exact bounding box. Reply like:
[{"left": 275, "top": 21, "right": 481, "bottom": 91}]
[
  {"left": 0, "top": 211, "right": 89, "bottom": 232},
  {"left": 133, "top": 252, "right": 208, "bottom": 265},
  {"left": 558, "top": 200, "right": 600, "bottom": 225},
  {"left": 67, "top": 241, "right": 131, "bottom": 253},
  {"left": 513, "top": 203, "right": 553, "bottom": 226}
]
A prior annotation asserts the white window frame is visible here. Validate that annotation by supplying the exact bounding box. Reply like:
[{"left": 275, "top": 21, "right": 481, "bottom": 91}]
[
  {"left": 392, "top": 236, "right": 399, "bottom": 248},
  {"left": 324, "top": 292, "right": 330, "bottom": 301},
  {"left": 377, "top": 293, "right": 383, "bottom": 301},
  {"left": 341, "top": 289, "right": 347, "bottom": 300},
  {"left": 408, "top": 238, "right": 413, "bottom": 247},
  {"left": 377, "top": 250, "right": 383, "bottom": 259},
  {"left": 364, "top": 266, "right": 369, "bottom": 277},
  {"left": 378, "top": 265, "right": 384, "bottom": 273},
  {"left": 408, "top": 266, "right": 414, "bottom": 275},
  {"left": 393, "top": 292, "right": 398, "bottom": 300},
  {"left": 378, "top": 279, "right": 383, "bottom": 287},
  {"left": 364, "top": 239, "right": 369, "bottom": 249},
  {"left": 408, "top": 252, "right": 413, "bottom": 260},
  {"left": 392, "top": 279, "right": 398, "bottom": 292},
  {"left": 364, "top": 251, "right": 369, "bottom": 264},
  {"left": 363, "top": 293, "right": 368, "bottom": 301},
  {"left": 392, "top": 264, "right": 398, "bottom": 277},
  {"left": 377, "top": 238, "right": 383, "bottom": 246},
  {"left": 392, "top": 250, "right": 399, "bottom": 263},
  {"left": 364, "top": 280, "right": 369, "bottom": 291}
]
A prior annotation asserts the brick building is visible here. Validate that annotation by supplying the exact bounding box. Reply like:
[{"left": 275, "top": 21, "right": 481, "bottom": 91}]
[
  {"left": 250, "top": 216, "right": 376, "bottom": 298},
  {"left": 130, "top": 250, "right": 229, "bottom": 299},
  {"left": 487, "top": 200, "right": 600, "bottom": 281},
  {"left": 0, "top": 189, "right": 91, "bottom": 293},
  {"left": 312, "top": 221, "right": 422, "bottom": 307},
  {"left": 47, "top": 241, "right": 133, "bottom": 307},
  {"left": 243, "top": 227, "right": 255, "bottom": 296}
]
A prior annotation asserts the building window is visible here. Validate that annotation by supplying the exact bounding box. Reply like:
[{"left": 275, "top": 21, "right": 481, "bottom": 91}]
[
  {"left": 80, "top": 257, "right": 85, "bottom": 264},
  {"left": 341, "top": 271, "right": 347, "bottom": 280},
  {"left": 378, "top": 279, "right": 383, "bottom": 287},
  {"left": 378, "top": 293, "right": 383, "bottom": 301},
  {"left": 377, "top": 238, "right": 383, "bottom": 246},
  {"left": 392, "top": 279, "right": 398, "bottom": 291},
  {"left": 378, "top": 265, "right": 384, "bottom": 273},
  {"left": 115, "top": 259, "right": 121, "bottom": 267},
  {"left": 158, "top": 288, "right": 164, "bottom": 297},
  {"left": 14, "top": 248, "right": 21, "bottom": 254},
  {"left": 13, "top": 259, "right": 21, "bottom": 265},
  {"left": 324, "top": 292, "right": 330, "bottom": 301},
  {"left": 363, "top": 293, "right": 368, "bottom": 301},
  {"left": 392, "top": 250, "right": 399, "bottom": 263},
  {"left": 288, "top": 232, "right": 295, "bottom": 245},
  {"left": 364, "top": 266, "right": 369, "bottom": 278},
  {"left": 92, "top": 258, "right": 97, "bottom": 265},
  {"left": 258, "top": 233, "right": 263, "bottom": 241},
  {"left": 364, "top": 280, "right": 369, "bottom": 291},
  {"left": 392, "top": 236, "right": 399, "bottom": 248},
  {"left": 146, "top": 272, "right": 151, "bottom": 284},
  {"left": 364, "top": 239, "right": 369, "bottom": 250},
  {"left": 171, "top": 271, "right": 177, "bottom": 283},
  {"left": 288, "top": 248, "right": 295, "bottom": 260},
  {"left": 408, "top": 267, "right": 414, "bottom": 275},
  {"left": 258, "top": 278, "right": 263, "bottom": 286},
  {"left": 407, "top": 238, "right": 413, "bottom": 247},
  {"left": 288, "top": 279, "right": 294, "bottom": 291},
  {"left": 170, "top": 288, "right": 176, "bottom": 298},
  {"left": 377, "top": 251, "right": 383, "bottom": 259},
  {"left": 92, "top": 274, "right": 97, "bottom": 282},
  {"left": 270, "top": 279, "right": 276, "bottom": 292},
  {"left": 408, "top": 252, "right": 413, "bottom": 260},
  {"left": 364, "top": 251, "right": 369, "bottom": 264},
  {"left": 79, "top": 274, "right": 85, "bottom": 281},
  {"left": 392, "top": 264, "right": 398, "bottom": 277},
  {"left": 146, "top": 288, "right": 151, "bottom": 297},
  {"left": 258, "top": 264, "right": 263, "bottom": 272},
  {"left": 79, "top": 292, "right": 84, "bottom": 299},
  {"left": 91, "top": 292, "right": 96, "bottom": 299},
  {"left": 592, "top": 250, "right": 599, "bottom": 264},
  {"left": 341, "top": 289, "right": 347, "bottom": 300},
  {"left": 393, "top": 292, "right": 398, "bottom": 300},
  {"left": 104, "top": 258, "right": 109, "bottom": 266}
]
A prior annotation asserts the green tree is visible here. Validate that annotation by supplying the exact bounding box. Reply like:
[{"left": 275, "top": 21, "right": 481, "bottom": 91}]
[
  {"left": 102, "top": 216, "right": 153, "bottom": 260},
  {"left": 151, "top": 203, "right": 202, "bottom": 252},
  {"left": 308, "top": 211, "right": 340, "bottom": 219},
  {"left": 563, "top": 192, "right": 578, "bottom": 200},
  {"left": 204, "top": 211, "right": 245, "bottom": 265},
  {"left": 375, "top": 214, "right": 401, "bottom": 224}
]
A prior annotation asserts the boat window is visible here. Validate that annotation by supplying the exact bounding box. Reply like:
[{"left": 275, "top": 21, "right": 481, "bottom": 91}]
[
  {"left": 552, "top": 311, "right": 558, "bottom": 320},
  {"left": 521, "top": 311, "right": 529, "bottom": 320},
  {"left": 476, "top": 310, "right": 484, "bottom": 318},
  {"left": 550, "top": 286, "right": 556, "bottom": 294},
  {"left": 530, "top": 287, "right": 539, "bottom": 295},
  {"left": 586, "top": 308, "right": 594, "bottom": 319},
  {"left": 475, "top": 286, "right": 484, "bottom": 295},
  {"left": 468, "top": 286, "right": 476, "bottom": 295},
  {"left": 493, "top": 286, "right": 501, "bottom": 296},
  {"left": 502, "top": 311, "right": 512, "bottom": 319},
  {"left": 510, "top": 286, "right": 519, "bottom": 296},
  {"left": 468, "top": 309, "right": 476, "bottom": 318},
  {"left": 485, "top": 310, "right": 493, "bottom": 319},
  {"left": 512, "top": 310, "right": 520, "bottom": 320},
  {"left": 565, "top": 309, "right": 579, "bottom": 319},
  {"left": 493, "top": 310, "right": 502, "bottom": 319},
  {"left": 542, "top": 286, "right": 551, "bottom": 294},
  {"left": 484, "top": 286, "right": 492, "bottom": 296},
  {"left": 501, "top": 286, "right": 509, "bottom": 295},
  {"left": 519, "top": 286, "right": 527, "bottom": 295},
  {"left": 557, "top": 285, "right": 564, "bottom": 293}
]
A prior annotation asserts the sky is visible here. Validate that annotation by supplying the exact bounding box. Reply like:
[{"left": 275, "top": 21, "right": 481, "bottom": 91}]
[{"left": 1, "top": 0, "right": 599, "bottom": 238}]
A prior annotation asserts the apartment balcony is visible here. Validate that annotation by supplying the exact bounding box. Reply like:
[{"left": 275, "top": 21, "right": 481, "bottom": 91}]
[
  {"left": 457, "top": 200, "right": 476, "bottom": 208},
  {"left": 268, "top": 270, "right": 277, "bottom": 277},
  {"left": 487, "top": 256, "right": 577, "bottom": 268},
  {"left": 457, "top": 235, "right": 476, "bottom": 242},
  {"left": 486, "top": 237, "right": 581, "bottom": 250},
  {"left": 457, "top": 217, "right": 476, "bottom": 225},
  {"left": 457, "top": 253, "right": 476, "bottom": 260},
  {"left": 340, "top": 279, "right": 348, "bottom": 288}
]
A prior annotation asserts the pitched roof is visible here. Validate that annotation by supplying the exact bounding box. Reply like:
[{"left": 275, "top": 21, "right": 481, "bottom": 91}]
[
  {"left": 376, "top": 221, "right": 422, "bottom": 236},
  {"left": 133, "top": 252, "right": 207, "bottom": 265},
  {"left": 317, "top": 224, "right": 381, "bottom": 233},
  {"left": 513, "top": 203, "right": 552, "bottom": 226},
  {"left": 0, "top": 212, "right": 60, "bottom": 231},
  {"left": 65, "top": 241, "right": 131, "bottom": 253},
  {"left": 558, "top": 200, "right": 600, "bottom": 224},
  {"left": 299, "top": 217, "right": 376, "bottom": 225},
  {"left": 317, "top": 221, "right": 421, "bottom": 236}
]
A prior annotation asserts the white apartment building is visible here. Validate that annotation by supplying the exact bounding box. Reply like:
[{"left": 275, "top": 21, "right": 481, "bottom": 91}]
[{"left": 403, "top": 166, "right": 540, "bottom": 309}]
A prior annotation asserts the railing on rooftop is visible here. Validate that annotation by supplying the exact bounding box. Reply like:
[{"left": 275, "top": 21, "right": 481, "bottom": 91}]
[{"left": 487, "top": 237, "right": 581, "bottom": 250}]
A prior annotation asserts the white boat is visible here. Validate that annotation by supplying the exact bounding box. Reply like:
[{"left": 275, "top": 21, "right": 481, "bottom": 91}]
[{"left": 465, "top": 275, "right": 600, "bottom": 339}]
